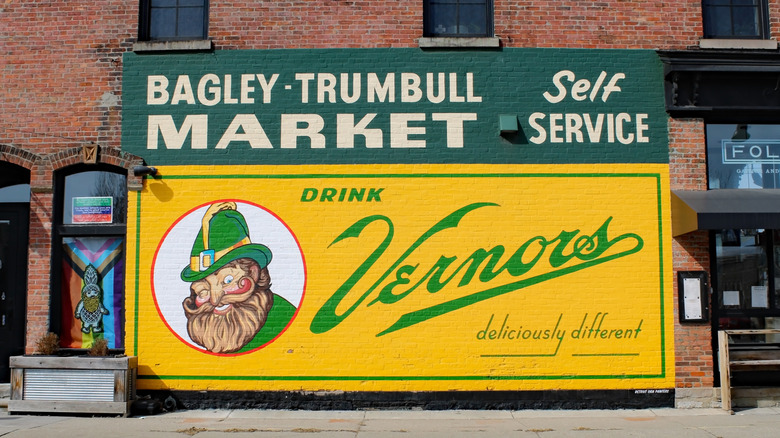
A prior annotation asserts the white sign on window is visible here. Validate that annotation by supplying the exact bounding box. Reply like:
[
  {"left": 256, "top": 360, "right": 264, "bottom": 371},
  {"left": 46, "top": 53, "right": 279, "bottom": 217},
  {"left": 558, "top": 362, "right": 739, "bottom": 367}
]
[{"left": 752, "top": 285, "right": 769, "bottom": 308}]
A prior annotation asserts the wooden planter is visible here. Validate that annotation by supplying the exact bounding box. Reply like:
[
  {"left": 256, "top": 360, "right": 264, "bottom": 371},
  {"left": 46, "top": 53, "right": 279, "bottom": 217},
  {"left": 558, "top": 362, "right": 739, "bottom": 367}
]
[{"left": 9, "top": 355, "right": 137, "bottom": 416}]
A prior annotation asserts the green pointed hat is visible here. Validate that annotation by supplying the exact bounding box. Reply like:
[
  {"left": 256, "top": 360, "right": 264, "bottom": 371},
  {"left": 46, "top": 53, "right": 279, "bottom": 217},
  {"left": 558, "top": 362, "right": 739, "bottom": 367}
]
[{"left": 180, "top": 203, "right": 272, "bottom": 282}]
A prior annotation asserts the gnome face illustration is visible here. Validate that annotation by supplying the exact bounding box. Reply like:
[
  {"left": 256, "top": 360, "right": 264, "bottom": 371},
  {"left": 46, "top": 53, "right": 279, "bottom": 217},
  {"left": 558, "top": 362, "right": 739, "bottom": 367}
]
[{"left": 180, "top": 202, "right": 274, "bottom": 354}]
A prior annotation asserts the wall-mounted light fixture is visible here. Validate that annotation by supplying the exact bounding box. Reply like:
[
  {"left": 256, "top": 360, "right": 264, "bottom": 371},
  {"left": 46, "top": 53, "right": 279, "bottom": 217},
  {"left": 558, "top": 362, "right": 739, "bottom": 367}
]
[
  {"left": 499, "top": 114, "right": 519, "bottom": 136},
  {"left": 133, "top": 165, "right": 158, "bottom": 177}
]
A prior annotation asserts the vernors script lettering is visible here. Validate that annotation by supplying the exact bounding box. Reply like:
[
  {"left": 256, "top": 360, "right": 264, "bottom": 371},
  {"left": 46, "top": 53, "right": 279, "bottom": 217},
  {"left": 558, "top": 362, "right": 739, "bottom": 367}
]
[{"left": 310, "top": 203, "right": 644, "bottom": 336}]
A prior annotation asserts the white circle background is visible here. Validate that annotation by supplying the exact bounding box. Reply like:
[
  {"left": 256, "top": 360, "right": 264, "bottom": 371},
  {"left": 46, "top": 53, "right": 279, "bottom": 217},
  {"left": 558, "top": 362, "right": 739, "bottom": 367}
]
[{"left": 152, "top": 201, "right": 305, "bottom": 350}]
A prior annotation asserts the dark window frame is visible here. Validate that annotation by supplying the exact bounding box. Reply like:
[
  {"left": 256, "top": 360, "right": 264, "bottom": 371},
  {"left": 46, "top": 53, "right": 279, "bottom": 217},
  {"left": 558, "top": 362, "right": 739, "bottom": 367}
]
[
  {"left": 50, "top": 164, "right": 128, "bottom": 353},
  {"left": 423, "top": 0, "right": 494, "bottom": 38},
  {"left": 702, "top": 0, "right": 770, "bottom": 39},
  {"left": 711, "top": 229, "right": 780, "bottom": 318},
  {"left": 138, "top": 0, "right": 209, "bottom": 42}
]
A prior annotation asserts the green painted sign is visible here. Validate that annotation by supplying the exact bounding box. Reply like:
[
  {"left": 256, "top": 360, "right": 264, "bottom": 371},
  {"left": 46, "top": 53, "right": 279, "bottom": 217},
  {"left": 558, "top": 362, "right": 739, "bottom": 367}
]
[{"left": 122, "top": 48, "right": 668, "bottom": 165}]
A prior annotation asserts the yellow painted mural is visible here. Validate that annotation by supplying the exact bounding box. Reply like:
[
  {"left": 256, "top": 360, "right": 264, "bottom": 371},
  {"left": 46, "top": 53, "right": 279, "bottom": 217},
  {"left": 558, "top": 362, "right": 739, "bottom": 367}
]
[{"left": 127, "top": 163, "right": 673, "bottom": 391}]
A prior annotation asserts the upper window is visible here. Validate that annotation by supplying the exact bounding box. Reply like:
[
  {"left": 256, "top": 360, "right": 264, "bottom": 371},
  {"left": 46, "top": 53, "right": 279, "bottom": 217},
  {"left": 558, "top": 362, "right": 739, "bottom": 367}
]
[
  {"left": 702, "top": 0, "right": 769, "bottom": 39},
  {"left": 62, "top": 171, "right": 127, "bottom": 224},
  {"left": 424, "top": 0, "right": 493, "bottom": 38},
  {"left": 139, "top": 0, "right": 208, "bottom": 41}
]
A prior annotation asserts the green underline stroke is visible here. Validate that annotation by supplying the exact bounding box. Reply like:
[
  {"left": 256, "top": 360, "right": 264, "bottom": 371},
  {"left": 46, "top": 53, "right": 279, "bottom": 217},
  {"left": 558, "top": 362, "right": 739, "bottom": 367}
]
[
  {"left": 133, "top": 194, "right": 142, "bottom": 357},
  {"left": 572, "top": 353, "right": 640, "bottom": 357},
  {"left": 138, "top": 373, "right": 666, "bottom": 381}
]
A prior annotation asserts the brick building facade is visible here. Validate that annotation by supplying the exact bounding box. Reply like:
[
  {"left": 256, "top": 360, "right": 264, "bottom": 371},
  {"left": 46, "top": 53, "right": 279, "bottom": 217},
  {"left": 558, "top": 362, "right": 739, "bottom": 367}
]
[{"left": 1, "top": 1, "right": 778, "bottom": 409}]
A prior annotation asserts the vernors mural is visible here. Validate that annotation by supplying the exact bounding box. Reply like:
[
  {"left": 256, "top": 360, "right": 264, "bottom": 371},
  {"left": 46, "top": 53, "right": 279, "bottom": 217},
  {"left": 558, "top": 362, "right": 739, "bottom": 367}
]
[{"left": 123, "top": 49, "right": 673, "bottom": 393}]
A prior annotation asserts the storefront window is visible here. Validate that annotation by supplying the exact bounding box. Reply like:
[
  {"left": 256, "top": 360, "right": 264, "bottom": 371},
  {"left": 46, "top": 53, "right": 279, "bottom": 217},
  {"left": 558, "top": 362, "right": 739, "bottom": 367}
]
[
  {"left": 716, "top": 229, "right": 769, "bottom": 311},
  {"left": 715, "top": 229, "right": 780, "bottom": 335},
  {"left": 707, "top": 124, "right": 780, "bottom": 189},
  {"left": 55, "top": 168, "right": 127, "bottom": 350}
]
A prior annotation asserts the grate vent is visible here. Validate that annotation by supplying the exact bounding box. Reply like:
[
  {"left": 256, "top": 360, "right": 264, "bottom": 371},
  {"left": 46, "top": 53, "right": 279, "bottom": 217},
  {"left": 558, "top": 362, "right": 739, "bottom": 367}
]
[{"left": 23, "top": 369, "right": 114, "bottom": 401}]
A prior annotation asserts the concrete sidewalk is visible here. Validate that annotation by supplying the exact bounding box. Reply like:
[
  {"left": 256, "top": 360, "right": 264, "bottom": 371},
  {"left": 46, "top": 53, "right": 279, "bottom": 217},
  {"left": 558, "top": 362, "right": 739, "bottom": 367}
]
[{"left": 0, "top": 407, "right": 779, "bottom": 437}]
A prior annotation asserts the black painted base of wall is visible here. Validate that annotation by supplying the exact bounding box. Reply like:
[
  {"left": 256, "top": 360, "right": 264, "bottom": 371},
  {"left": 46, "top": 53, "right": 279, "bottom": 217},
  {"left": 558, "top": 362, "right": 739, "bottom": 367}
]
[{"left": 136, "top": 389, "right": 674, "bottom": 412}]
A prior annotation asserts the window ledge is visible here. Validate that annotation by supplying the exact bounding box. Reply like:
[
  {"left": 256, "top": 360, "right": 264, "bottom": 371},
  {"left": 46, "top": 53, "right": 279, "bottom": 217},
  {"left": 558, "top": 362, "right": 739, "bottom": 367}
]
[
  {"left": 418, "top": 37, "right": 500, "bottom": 48},
  {"left": 133, "top": 40, "right": 213, "bottom": 52},
  {"left": 699, "top": 39, "right": 777, "bottom": 50}
]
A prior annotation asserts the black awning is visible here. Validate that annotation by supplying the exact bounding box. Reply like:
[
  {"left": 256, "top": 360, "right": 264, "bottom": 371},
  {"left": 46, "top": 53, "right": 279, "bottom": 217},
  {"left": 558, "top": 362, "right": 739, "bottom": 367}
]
[{"left": 672, "top": 189, "right": 780, "bottom": 236}]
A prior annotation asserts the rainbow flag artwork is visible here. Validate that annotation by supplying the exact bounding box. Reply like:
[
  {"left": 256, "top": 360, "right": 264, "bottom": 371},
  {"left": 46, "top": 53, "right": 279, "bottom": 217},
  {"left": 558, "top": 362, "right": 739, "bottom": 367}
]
[{"left": 61, "top": 236, "right": 125, "bottom": 349}]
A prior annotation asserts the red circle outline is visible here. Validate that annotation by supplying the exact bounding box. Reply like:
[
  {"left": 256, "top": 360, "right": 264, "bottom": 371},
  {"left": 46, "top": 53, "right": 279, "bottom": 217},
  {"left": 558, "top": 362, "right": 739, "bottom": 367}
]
[{"left": 150, "top": 199, "right": 307, "bottom": 357}]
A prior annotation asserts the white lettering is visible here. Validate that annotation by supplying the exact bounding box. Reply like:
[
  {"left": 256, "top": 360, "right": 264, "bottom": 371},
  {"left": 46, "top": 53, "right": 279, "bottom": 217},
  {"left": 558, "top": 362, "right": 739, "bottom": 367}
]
[
  {"left": 223, "top": 75, "right": 238, "bottom": 104},
  {"left": 571, "top": 78, "right": 590, "bottom": 102},
  {"left": 616, "top": 113, "right": 633, "bottom": 144},
  {"left": 426, "top": 73, "right": 446, "bottom": 104},
  {"left": 295, "top": 73, "right": 315, "bottom": 103},
  {"left": 401, "top": 73, "right": 422, "bottom": 103},
  {"left": 197, "top": 74, "right": 221, "bottom": 106},
  {"left": 526, "top": 112, "right": 649, "bottom": 145},
  {"left": 256, "top": 73, "right": 278, "bottom": 104},
  {"left": 544, "top": 70, "right": 625, "bottom": 103},
  {"left": 391, "top": 113, "right": 426, "bottom": 147},
  {"left": 147, "top": 76, "right": 170, "bottom": 105},
  {"left": 171, "top": 76, "right": 196, "bottom": 105},
  {"left": 636, "top": 113, "right": 649, "bottom": 143},
  {"left": 340, "top": 73, "right": 361, "bottom": 104},
  {"left": 528, "top": 113, "right": 547, "bottom": 144},
  {"left": 590, "top": 72, "right": 607, "bottom": 102},
  {"left": 281, "top": 114, "right": 326, "bottom": 148},
  {"left": 318, "top": 73, "right": 337, "bottom": 103},
  {"left": 602, "top": 73, "right": 625, "bottom": 102},
  {"left": 549, "top": 113, "right": 564, "bottom": 143},
  {"left": 147, "top": 115, "right": 207, "bottom": 149},
  {"left": 565, "top": 114, "right": 583, "bottom": 142},
  {"left": 215, "top": 114, "right": 272, "bottom": 149},
  {"left": 448, "top": 72, "right": 465, "bottom": 103},
  {"left": 367, "top": 73, "right": 395, "bottom": 103},
  {"left": 240, "top": 74, "right": 255, "bottom": 104},
  {"left": 466, "top": 73, "right": 482, "bottom": 102},
  {"left": 337, "top": 114, "right": 382, "bottom": 148},
  {"left": 432, "top": 113, "right": 477, "bottom": 148},
  {"left": 543, "top": 70, "right": 574, "bottom": 104},
  {"left": 583, "top": 114, "right": 604, "bottom": 142}
]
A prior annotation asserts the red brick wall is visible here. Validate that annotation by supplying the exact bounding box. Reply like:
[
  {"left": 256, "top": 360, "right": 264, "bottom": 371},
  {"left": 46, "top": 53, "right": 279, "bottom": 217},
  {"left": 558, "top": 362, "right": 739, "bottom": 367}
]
[
  {"left": 26, "top": 191, "right": 54, "bottom": 354},
  {"left": 494, "top": 1, "right": 703, "bottom": 49},
  {"left": 669, "top": 118, "right": 713, "bottom": 389}
]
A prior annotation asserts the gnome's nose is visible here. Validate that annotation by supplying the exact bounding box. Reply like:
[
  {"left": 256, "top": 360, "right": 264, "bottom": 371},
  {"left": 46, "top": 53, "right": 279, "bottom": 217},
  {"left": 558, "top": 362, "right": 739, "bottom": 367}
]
[{"left": 210, "top": 289, "right": 224, "bottom": 306}]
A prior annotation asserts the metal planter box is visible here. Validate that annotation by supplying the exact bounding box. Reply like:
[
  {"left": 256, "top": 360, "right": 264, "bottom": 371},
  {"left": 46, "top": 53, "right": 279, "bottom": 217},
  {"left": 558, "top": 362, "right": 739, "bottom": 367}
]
[{"left": 9, "top": 355, "right": 137, "bottom": 416}]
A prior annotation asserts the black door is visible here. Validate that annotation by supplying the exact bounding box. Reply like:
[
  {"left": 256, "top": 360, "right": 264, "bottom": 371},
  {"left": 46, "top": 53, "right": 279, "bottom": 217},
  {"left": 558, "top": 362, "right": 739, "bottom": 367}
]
[{"left": 0, "top": 204, "right": 28, "bottom": 382}]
